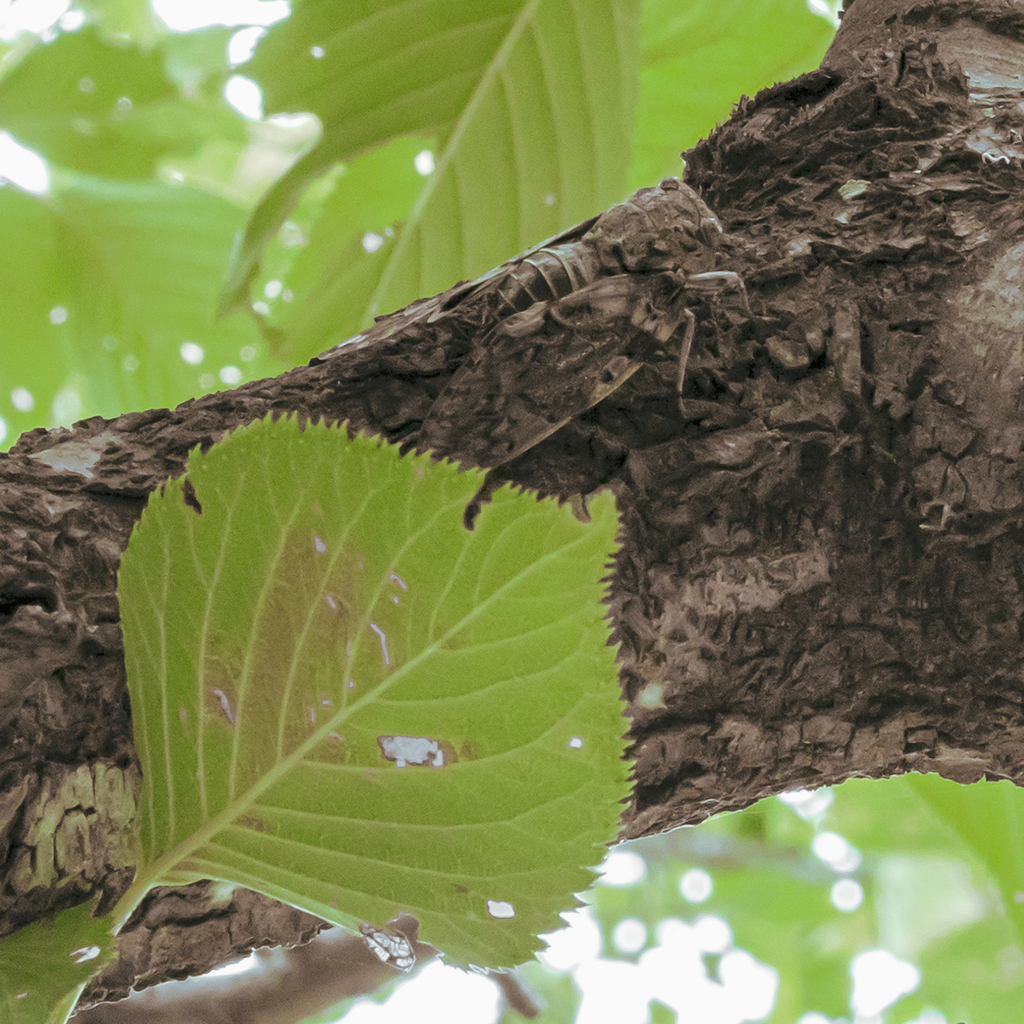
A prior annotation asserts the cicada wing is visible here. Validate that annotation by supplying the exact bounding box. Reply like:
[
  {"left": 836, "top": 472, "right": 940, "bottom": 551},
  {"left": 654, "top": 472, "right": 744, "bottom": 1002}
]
[{"left": 418, "top": 272, "right": 691, "bottom": 470}]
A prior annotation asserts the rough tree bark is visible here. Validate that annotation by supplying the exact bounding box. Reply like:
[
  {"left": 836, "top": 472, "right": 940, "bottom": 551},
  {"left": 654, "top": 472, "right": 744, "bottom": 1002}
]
[{"left": 2, "top": 0, "right": 1023, "bottom": 1016}]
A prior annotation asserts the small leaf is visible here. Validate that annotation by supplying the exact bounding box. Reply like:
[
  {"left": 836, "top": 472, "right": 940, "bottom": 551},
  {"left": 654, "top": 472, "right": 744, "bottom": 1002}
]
[
  {"left": 117, "top": 415, "right": 630, "bottom": 968},
  {"left": 0, "top": 901, "right": 115, "bottom": 1024}
]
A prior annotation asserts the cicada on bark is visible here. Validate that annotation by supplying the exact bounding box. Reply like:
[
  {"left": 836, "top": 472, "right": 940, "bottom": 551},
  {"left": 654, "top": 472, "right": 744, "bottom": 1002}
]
[{"left": 318, "top": 178, "right": 749, "bottom": 522}]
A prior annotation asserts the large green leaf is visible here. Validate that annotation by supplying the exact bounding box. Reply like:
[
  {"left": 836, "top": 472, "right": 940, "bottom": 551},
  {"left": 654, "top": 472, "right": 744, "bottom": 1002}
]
[
  {"left": 0, "top": 901, "right": 116, "bottom": 1024},
  {"left": 117, "top": 416, "right": 629, "bottom": 968},
  {"left": 222, "top": 0, "right": 642, "bottom": 357}
]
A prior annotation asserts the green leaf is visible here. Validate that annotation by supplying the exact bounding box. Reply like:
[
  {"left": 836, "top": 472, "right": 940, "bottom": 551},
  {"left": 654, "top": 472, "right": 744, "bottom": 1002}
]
[
  {"left": 631, "top": 0, "right": 836, "bottom": 188},
  {"left": 0, "top": 176, "right": 282, "bottom": 449},
  {"left": 0, "top": 901, "right": 116, "bottom": 1024},
  {"left": 221, "top": 0, "right": 642, "bottom": 341},
  {"left": 117, "top": 416, "right": 629, "bottom": 968},
  {"left": 0, "top": 28, "right": 176, "bottom": 179},
  {"left": 905, "top": 773, "right": 1024, "bottom": 950}
]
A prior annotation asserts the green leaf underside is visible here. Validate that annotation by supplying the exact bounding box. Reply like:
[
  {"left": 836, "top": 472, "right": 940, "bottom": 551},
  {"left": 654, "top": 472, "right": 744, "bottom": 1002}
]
[
  {"left": 0, "top": 901, "right": 115, "bottom": 1024},
  {"left": 118, "top": 416, "right": 629, "bottom": 968}
]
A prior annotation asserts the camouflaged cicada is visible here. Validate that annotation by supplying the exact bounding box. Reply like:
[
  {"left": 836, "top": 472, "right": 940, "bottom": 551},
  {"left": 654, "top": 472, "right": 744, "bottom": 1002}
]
[
  {"left": 429, "top": 176, "right": 740, "bottom": 322},
  {"left": 416, "top": 179, "right": 749, "bottom": 469},
  {"left": 319, "top": 178, "right": 749, "bottom": 521}
]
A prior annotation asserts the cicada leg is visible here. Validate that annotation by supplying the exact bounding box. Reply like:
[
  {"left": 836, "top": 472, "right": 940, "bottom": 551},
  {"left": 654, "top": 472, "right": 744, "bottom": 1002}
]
[{"left": 677, "top": 271, "right": 750, "bottom": 417}]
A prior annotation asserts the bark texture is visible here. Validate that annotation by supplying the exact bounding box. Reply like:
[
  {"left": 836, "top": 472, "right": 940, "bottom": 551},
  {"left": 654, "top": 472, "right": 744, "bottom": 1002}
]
[{"left": 1, "top": 0, "right": 1023, "bottom": 1012}]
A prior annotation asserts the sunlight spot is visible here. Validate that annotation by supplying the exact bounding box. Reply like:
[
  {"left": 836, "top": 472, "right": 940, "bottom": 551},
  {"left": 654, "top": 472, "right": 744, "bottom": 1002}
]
[
  {"left": 831, "top": 877, "right": 863, "bottom": 911},
  {"left": 680, "top": 867, "right": 713, "bottom": 903},
  {"left": 11, "top": 387, "right": 34, "bottom": 412},
  {"left": 180, "top": 341, "right": 204, "bottom": 365},
  {"left": 612, "top": 918, "right": 647, "bottom": 954},
  {"left": 219, "top": 365, "right": 242, "bottom": 384},
  {"left": 102, "top": 334, "right": 117, "bottom": 351},
  {"left": 813, "top": 831, "right": 861, "bottom": 872},
  {"left": 414, "top": 150, "right": 434, "bottom": 175},
  {"left": 325, "top": 594, "right": 337, "bottom": 610},
  {"left": 179, "top": 708, "right": 187, "bottom": 722},
  {"left": 124, "top": 355, "right": 140, "bottom": 373},
  {"left": 362, "top": 231, "right": 385, "bottom": 253},
  {"left": 199, "top": 372, "right": 215, "bottom": 390},
  {"left": 225, "top": 75, "right": 262, "bottom": 119},
  {"left": 568, "top": 735, "right": 583, "bottom": 749},
  {"left": 239, "top": 345, "right": 257, "bottom": 362},
  {"left": 850, "top": 949, "right": 920, "bottom": 1016},
  {"left": 345, "top": 961, "right": 499, "bottom": 1022},
  {"left": 49, "top": 306, "right": 67, "bottom": 325},
  {"left": 70, "top": 946, "right": 101, "bottom": 965},
  {"left": 719, "top": 948, "right": 778, "bottom": 1018},
  {"left": 51, "top": 387, "right": 82, "bottom": 425},
  {"left": 693, "top": 915, "right": 731, "bottom": 953},
  {"left": 486, "top": 900, "right": 515, "bottom": 920},
  {"left": 252, "top": 300, "right": 269, "bottom": 314},
  {"left": 311, "top": 44, "right": 324, "bottom": 58},
  {"left": 0, "top": 0, "right": 68, "bottom": 41},
  {"left": 313, "top": 534, "right": 327, "bottom": 554},
  {"left": 779, "top": 787, "right": 832, "bottom": 819},
  {"left": 544, "top": 194, "right": 556, "bottom": 205},
  {"left": 228, "top": 26, "right": 265, "bottom": 65},
  {"left": 264, "top": 279, "right": 282, "bottom": 298},
  {"left": 114, "top": 96, "right": 132, "bottom": 116},
  {"left": 0, "top": 419, "right": 7, "bottom": 445},
  {"left": 152, "top": 0, "right": 288, "bottom": 32},
  {"left": 206, "top": 952, "right": 258, "bottom": 978},
  {"left": 538, "top": 907, "right": 601, "bottom": 972},
  {"left": 599, "top": 849, "right": 645, "bottom": 886},
  {"left": 0, "top": 132, "right": 49, "bottom": 193}
]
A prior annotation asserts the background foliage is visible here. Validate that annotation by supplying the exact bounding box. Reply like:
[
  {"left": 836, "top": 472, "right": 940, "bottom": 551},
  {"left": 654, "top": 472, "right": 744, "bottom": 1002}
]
[{"left": 2, "top": 1, "right": 1020, "bottom": 1022}]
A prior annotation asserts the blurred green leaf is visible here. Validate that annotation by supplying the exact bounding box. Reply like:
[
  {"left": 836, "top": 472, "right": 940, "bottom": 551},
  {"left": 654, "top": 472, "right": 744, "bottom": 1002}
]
[
  {"left": 900, "top": 916, "right": 1024, "bottom": 1022},
  {"left": 591, "top": 820, "right": 861, "bottom": 1022},
  {"left": 0, "top": 175, "right": 282, "bottom": 449},
  {"left": 0, "top": 28, "right": 178, "bottom": 178},
  {"left": 630, "top": 0, "right": 836, "bottom": 187},
  {"left": 906, "top": 773, "right": 1024, "bottom": 949},
  {"left": 0, "top": 901, "right": 116, "bottom": 1024},
  {"left": 117, "top": 416, "right": 630, "bottom": 968}
]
